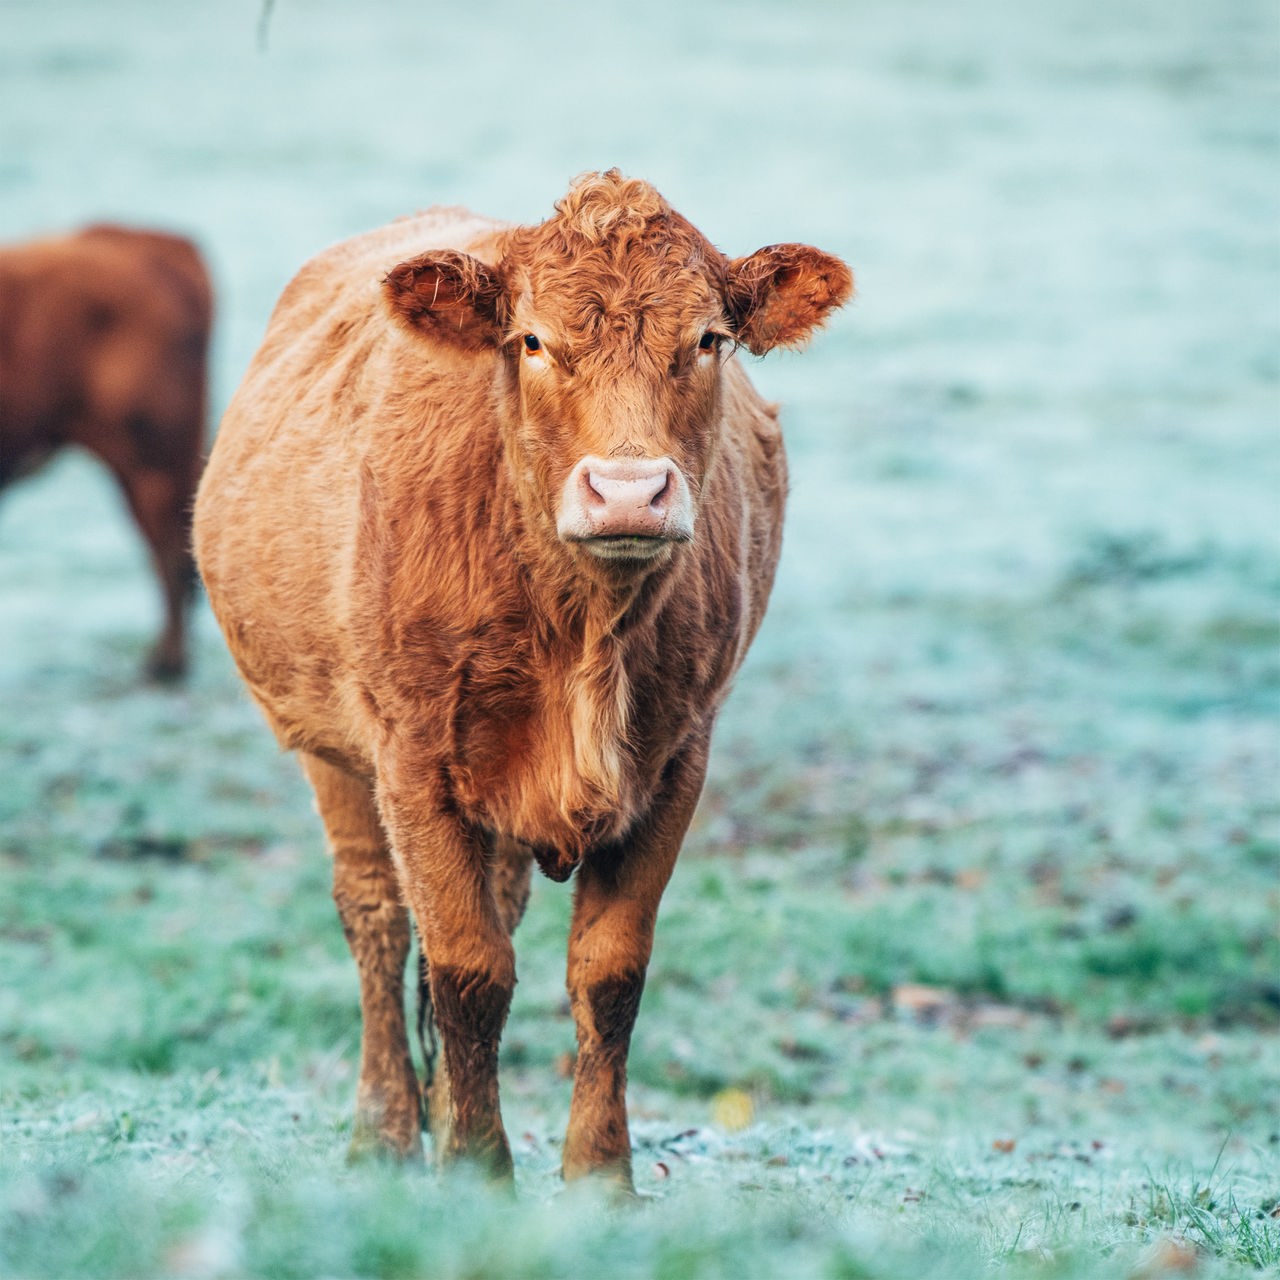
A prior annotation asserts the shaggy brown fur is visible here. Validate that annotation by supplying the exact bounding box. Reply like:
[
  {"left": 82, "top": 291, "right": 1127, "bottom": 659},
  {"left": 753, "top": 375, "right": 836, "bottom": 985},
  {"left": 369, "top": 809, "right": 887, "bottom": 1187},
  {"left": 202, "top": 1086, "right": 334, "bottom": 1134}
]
[
  {"left": 0, "top": 224, "right": 212, "bottom": 679},
  {"left": 194, "top": 170, "right": 852, "bottom": 1188}
]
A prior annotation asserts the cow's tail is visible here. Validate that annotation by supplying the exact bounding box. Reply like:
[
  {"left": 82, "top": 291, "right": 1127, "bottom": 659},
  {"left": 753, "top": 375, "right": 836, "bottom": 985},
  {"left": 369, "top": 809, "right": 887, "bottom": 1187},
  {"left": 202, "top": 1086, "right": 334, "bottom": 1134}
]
[{"left": 415, "top": 941, "right": 437, "bottom": 1134}]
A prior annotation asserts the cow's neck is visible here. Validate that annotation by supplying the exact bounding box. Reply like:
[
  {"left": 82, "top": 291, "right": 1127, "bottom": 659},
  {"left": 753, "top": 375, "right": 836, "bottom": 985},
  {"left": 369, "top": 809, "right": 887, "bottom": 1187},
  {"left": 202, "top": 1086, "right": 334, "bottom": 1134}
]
[
  {"left": 521, "top": 529, "right": 683, "bottom": 818},
  {"left": 562, "top": 608, "right": 630, "bottom": 821}
]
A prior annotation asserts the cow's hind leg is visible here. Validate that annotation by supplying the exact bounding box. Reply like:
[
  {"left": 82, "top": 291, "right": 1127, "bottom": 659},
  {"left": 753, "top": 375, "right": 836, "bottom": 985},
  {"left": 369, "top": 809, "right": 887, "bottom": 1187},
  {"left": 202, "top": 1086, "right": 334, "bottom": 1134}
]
[
  {"left": 106, "top": 457, "right": 198, "bottom": 681},
  {"left": 300, "top": 752, "right": 421, "bottom": 1161},
  {"left": 562, "top": 737, "right": 710, "bottom": 1192}
]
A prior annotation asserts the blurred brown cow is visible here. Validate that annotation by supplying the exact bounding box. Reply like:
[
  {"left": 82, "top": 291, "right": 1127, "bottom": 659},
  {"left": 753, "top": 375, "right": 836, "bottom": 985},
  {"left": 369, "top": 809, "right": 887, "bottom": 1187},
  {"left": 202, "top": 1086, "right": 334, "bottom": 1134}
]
[{"left": 0, "top": 224, "right": 213, "bottom": 679}]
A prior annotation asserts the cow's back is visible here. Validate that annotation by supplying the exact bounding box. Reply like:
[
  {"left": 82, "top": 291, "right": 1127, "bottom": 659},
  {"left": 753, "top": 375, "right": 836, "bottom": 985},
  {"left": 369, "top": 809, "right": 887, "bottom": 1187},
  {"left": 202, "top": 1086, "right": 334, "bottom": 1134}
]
[{"left": 255, "top": 206, "right": 506, "bottom": 367}]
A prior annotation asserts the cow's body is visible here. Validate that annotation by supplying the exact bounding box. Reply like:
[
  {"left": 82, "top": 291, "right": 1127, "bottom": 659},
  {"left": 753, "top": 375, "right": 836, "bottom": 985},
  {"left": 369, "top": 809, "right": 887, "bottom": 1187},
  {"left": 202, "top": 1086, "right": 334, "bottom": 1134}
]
[
  {"left": 195, "top": 172, "right": 850, "bottom": 1187},
  {"left": 0, "top": 224, "right": 212, "bottom": 679}
]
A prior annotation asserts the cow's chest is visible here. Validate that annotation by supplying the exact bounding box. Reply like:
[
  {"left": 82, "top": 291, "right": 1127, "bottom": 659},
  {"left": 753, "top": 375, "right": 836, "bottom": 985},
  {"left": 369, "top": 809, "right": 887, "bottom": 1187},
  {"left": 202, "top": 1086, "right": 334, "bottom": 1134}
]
[{"left": 445, "top": 646, "right": 648, "bottom": 875}]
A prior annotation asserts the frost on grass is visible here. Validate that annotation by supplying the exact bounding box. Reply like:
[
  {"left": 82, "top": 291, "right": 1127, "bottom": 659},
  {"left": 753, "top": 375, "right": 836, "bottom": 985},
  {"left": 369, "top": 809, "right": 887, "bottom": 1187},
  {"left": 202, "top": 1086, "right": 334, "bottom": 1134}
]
[{"left": 2, "top": 0, "right": 1278, "bottom": 1275}]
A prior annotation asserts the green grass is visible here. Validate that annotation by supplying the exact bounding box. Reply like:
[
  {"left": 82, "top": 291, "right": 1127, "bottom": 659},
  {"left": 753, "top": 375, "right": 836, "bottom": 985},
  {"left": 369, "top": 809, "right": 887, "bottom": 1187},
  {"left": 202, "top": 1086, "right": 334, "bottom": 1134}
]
[{"left": 2, "top": 578, "right": 1278, "bottom": 1276}]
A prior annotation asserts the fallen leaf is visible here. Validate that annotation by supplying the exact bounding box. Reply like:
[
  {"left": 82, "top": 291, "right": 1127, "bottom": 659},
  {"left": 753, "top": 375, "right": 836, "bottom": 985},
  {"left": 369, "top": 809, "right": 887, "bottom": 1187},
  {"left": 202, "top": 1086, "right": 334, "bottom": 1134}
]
[
  {"left": 892, "top": 984, "right": 954, "bottom": 1018},
  {"left": 1130, "top": 1236, "right": 1201, "bottom": 1277},
  {"left": 711, "top": 1088, "right": 754, "bottom": 1132}
]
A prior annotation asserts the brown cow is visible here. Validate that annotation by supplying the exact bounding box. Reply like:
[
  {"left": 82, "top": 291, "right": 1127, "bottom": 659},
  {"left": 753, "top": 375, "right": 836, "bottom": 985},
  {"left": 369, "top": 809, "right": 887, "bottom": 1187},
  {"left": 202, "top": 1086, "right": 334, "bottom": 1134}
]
[
  {"left": 194, "top": 171, "right": 851, "bottom": 1189},
  {"left": 0, "top": 224, "right": 212, "bottom": 679}
]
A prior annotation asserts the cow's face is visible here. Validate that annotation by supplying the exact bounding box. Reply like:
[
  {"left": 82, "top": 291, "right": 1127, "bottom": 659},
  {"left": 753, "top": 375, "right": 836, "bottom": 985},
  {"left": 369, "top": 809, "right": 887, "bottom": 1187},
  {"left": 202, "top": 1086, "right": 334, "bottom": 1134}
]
[{"left": 384, "top": 171, "right": 852, "bottom": 574}]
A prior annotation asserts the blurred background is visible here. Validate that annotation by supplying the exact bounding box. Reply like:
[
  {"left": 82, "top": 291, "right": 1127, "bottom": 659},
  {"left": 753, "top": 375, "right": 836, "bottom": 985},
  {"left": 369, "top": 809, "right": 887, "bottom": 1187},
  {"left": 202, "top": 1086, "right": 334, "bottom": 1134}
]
[{"left": 1, "top": 1, "right": 1277, "bottom": 1275}]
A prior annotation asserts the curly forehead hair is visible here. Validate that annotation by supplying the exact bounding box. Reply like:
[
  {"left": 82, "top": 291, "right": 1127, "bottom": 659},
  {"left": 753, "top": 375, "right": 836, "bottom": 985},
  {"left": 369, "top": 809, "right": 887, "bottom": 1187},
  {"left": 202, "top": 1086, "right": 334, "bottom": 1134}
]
[
  {"left": 499, "top": 171, "right": 727, "bottom": 368},
  {"left": 505, "top": 170, "right": 718, "bottom": 271},
  {"left": 552, "top": 169, "right": 673, "bottom": 245}
]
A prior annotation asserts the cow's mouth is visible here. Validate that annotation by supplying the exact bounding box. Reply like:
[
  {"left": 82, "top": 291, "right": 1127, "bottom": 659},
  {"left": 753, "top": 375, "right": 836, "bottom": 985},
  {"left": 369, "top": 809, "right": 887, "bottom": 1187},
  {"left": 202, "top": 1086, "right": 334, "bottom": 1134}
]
[{"left": 578, "top": 534, "right": 676, "bottom": 562}]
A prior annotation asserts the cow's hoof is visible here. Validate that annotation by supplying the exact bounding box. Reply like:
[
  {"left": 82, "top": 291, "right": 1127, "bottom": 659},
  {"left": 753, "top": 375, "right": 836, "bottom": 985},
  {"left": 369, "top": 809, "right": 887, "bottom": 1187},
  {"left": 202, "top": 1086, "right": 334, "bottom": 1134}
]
[
  {"left": 441, "top": 1138, "right": 515, "bottom": 1188},
  {"left": 561, "top": 1157, "right": 637, "bottom": 1204},
  {"left": 347, "top": 1121, "right": 423, "bottom": 1166},
  {"left": 559, "top": 1171, "right": 640, "bottom": 1209}
]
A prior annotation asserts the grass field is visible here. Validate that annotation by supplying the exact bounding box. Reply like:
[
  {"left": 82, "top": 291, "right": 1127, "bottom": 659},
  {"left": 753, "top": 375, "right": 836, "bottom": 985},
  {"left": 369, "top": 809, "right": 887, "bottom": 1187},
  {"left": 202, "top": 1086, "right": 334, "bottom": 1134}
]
[{"left": 2, "top": 1, "right": 1278, "bottom": 1276}]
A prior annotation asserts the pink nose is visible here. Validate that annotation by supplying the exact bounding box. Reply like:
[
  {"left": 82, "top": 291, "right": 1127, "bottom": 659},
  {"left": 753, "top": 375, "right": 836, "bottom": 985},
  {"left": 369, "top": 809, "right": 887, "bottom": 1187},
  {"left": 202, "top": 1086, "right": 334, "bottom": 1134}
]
[
  {"left": 583, "top": 462, "right": 671, "bottom": 531},
  {"left": 557, "top": 455, "right": 694, "bottom": 547}
]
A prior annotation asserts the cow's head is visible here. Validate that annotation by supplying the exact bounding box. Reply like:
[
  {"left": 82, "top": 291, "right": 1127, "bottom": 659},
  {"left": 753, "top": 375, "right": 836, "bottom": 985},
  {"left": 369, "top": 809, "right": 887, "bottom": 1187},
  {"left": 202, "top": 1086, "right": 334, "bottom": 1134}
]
[{"left": 384, "top": 170, "right": 852, "bottom": 575}]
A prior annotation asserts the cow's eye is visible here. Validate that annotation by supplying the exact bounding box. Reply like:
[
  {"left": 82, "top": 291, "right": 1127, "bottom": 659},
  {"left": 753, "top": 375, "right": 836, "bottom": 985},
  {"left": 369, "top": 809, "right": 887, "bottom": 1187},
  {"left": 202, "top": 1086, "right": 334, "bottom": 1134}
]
[
  {"left": 523, "top": 334, "right": 542, "bottom": 354},
  {"left": 697, "top": 332, "right": 719, "bottom": 353}
]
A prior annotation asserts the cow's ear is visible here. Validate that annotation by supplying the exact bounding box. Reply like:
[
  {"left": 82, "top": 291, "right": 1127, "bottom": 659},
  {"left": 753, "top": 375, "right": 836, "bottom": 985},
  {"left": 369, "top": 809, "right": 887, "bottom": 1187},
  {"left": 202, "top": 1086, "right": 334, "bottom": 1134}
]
[
  {"left": 725, "top": 244, "right": 853, "bottom": 355},
  {"left": 383, "top": 250, "right": 507, "bottom": 351}
]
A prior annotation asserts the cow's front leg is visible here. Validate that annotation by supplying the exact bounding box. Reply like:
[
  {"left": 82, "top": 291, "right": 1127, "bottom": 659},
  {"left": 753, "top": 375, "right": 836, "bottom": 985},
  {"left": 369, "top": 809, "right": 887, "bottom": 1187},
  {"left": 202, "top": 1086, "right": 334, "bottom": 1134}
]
[
  {"left": 562, "top": 735, "right": 711, "bottom": 1190},
  {"left": 421, "top": 832, "right": 533, "bottom": 1142},
  {"left": 379, "top": 773, "right": 516, "bottom": 1181}
]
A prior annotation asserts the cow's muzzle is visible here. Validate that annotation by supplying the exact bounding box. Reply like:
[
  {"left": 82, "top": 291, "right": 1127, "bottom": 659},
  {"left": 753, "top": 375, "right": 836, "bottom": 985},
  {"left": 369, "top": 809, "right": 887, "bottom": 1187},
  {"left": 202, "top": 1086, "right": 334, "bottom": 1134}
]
[{"left": 556, "top": 455, "right": 694, "bottom": 560}]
